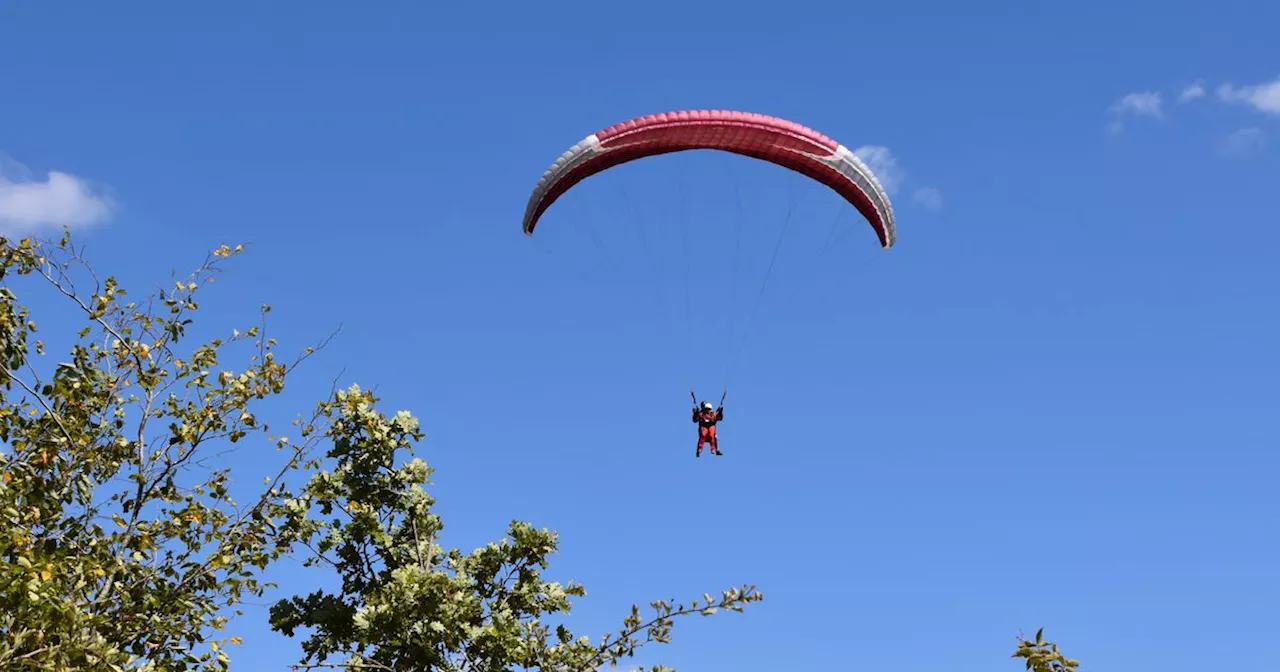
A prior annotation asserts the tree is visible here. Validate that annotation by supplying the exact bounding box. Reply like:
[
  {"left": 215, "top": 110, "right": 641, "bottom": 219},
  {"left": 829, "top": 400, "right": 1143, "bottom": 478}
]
[
  {"left": 0, "top": 233, "right": 332, "bottom": 671},
  {"left": 1012, "top": 629, "right": 1080, "bottom": 672}
]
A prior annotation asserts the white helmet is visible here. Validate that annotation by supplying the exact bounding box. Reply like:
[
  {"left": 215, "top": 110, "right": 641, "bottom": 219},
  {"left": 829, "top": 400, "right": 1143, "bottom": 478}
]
[{"left": 702, "top": 401, "right": 713, "bottom": 410}]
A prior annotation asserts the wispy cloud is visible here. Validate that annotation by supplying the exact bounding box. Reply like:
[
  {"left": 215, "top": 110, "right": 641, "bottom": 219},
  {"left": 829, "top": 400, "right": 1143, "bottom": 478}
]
[
  {"left": 1217, "top": 127, "right": 1265, "bottom": 158},
  {"left": 1217, "top": 76, "right": 1280, "bottom": 115},
  {"left": 912, "top": 187, "right": 943, "bottom": 212},
  {"left": 1179, "top": 81, "right": 1205, "bottom": 102},
  {"left": 1107, "top": 91, "right": 1164, "bottom": 134},
  {"left": 0, "top": 158, "right": 114, "bottom": 237},
  {"left": 1114, "top": 92, "right": 1165, "bottom": 117},
  {"left": 853, "top": 145, "right": 905, "bottom": 195},
  {"left": 1107, "top": 78, "right": 1278, "bottom": 156}
]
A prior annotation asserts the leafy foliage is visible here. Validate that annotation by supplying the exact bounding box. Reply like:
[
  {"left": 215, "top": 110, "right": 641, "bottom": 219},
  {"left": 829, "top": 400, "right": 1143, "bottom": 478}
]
[
  {"left": 1012, "top": 629, "right": 1080, "bottom": 672},
  {"left": 0, "top": 232, "right": 330, "bottom": 671}
]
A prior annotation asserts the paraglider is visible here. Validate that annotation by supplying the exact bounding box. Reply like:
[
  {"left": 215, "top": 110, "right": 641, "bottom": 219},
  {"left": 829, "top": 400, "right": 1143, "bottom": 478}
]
[{"left": 521, "top": 109, "right": 898, "bottom": 458}]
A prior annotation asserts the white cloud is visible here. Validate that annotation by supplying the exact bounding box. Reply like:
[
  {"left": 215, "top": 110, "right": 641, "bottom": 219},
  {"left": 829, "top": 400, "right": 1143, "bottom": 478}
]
[
  {"left": 1113, "top": 91, "right": 1164, "bottom": 116},
  {"left": 1179, "top": 81, "right": 1206, "bottom": 102},
  {"left": 1107, "top": 91, "right": 1164, "bottom": 134},
  {"left": 912, "top": 187, "right": 942, "bottom": 211},
  {"left": 1217, "top": 127, "right": 1265, "bottom": 158},
  {"left": 1217, "top": 76, "right": 1280, "bottom": 115},
  {"left": 853, "top": 145, "right": 904, "bottom": 195},
  {"left": 0, "top": 159, "right": 113, "bottom": 237}
]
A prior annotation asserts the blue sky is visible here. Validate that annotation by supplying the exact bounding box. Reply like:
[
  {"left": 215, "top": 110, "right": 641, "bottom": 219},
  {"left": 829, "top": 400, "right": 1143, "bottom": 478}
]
[{"left": 2, "top": 1, "right": 1278, "bottom": 670}]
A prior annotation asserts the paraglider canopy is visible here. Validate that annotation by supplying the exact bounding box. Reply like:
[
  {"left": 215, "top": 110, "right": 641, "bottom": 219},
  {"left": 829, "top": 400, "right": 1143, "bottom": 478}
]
[{"left": 521, "top": 109, "right": 897, "bottom": 248}]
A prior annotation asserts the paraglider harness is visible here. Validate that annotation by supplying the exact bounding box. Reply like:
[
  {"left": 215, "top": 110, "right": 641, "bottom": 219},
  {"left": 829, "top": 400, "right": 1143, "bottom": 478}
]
[{"left": 691, "top": 390, "right": 726, "bottom": 457}]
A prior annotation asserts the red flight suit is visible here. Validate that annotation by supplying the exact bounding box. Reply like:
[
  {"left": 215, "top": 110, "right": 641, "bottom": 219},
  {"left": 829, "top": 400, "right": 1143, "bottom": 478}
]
[{"left": 692, "top": 405, "right": 724, "bottom": 456}]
